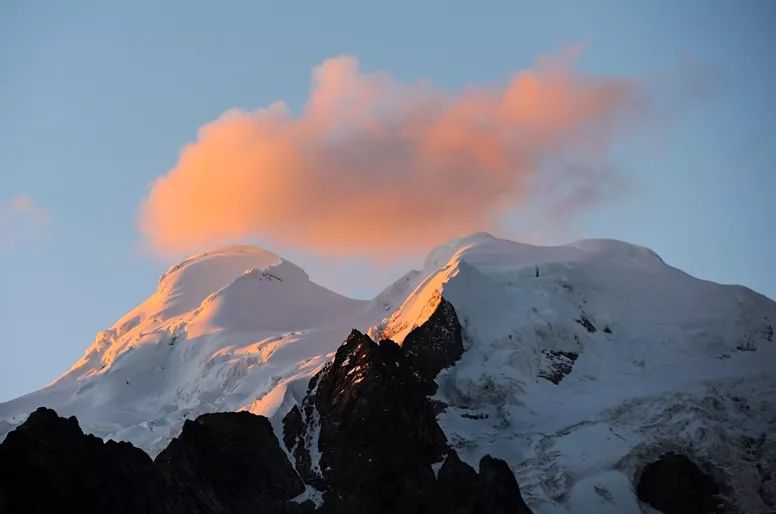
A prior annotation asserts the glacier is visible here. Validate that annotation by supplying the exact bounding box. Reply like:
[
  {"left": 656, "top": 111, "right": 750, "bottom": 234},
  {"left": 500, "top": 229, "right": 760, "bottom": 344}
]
[{"left": 1, "top": 233, "right": 774, "bottom": 513}]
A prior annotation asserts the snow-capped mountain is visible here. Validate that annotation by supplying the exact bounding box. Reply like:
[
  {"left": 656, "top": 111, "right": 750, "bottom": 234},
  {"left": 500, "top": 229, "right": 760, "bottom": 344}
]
[
  {"left": 1, "top": 233, "right": 774, "bottom": 513},
  {"left": 0, "top": 246, "right": 391, "bottom": 454},
  {"left": 373, "top": 233, "right": 776, "bottom": 513}
]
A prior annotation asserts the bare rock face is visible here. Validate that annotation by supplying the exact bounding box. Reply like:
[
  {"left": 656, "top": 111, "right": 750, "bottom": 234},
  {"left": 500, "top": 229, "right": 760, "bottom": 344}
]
[
  {"left": 0, "top": 408, "right": 310, "bottom": 514},
  {"left": 155, "top": 411, "right": 308, "bottom": 513},
  {"left": 637, "top": 453, "right": 723, "bottom": 514},
  {"left": 431, "top": 451, "right": 533, "bottom": 514},
  {"left": 284, "top": 330, "right": 448, "bottom": 513},
  {"left": 283, "top": 298, "right": 532, "bottom": 514},
  {"left": 402, "top": 297, "right": 464, "bottom": 388},
  {"left": 538, "top": 350, "right": 579, "bottom": 385},
  {"left": 0, "top": 407, "right": 161, "bottom": 514}
]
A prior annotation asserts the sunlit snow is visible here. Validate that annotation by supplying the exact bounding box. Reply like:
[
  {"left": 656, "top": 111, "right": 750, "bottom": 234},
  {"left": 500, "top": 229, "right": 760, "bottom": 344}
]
[{"left": 1, "top": 234, "right": 774, "bottom": 512}]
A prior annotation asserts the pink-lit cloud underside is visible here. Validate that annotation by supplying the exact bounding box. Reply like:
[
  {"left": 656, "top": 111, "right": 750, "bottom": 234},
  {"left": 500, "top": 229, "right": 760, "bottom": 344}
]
[
  {"left": 140, "top": 47, "right": 646, "bottom": 257},
  {"left": 0, "top": 195, "right": 50, "bottom": 249}
]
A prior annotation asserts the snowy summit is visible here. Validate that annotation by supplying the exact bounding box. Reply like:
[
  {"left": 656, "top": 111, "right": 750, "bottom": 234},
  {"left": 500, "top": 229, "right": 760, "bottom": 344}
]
[{"left": 1, "top": 233, "right": 774, "bottom": 513}]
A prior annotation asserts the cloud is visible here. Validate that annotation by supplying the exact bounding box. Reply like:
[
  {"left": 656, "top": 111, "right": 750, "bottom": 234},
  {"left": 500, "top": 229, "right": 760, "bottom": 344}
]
[
  {"left": 140, "top": 47, "right": 649, "bottom": 258},
  {"left": 0, "top": 195, "right": 50, "bottom": 249}
]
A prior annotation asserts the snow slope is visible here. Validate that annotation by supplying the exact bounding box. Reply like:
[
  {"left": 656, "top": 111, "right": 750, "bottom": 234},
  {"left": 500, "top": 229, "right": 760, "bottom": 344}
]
[
  {"left": 373, "top": 233, "right": 776, "bottom": 513},
  {"left": 1, "top": 234, "right": 774, "bottom": 512},
  {"left": 0, "top": 246, "right": 393, "bottom": 454}
]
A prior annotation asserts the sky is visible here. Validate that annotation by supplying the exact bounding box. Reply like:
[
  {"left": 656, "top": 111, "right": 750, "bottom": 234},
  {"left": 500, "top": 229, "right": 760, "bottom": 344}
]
[{"left": 1, "top": 0, "right": 775, "bottom": 402}]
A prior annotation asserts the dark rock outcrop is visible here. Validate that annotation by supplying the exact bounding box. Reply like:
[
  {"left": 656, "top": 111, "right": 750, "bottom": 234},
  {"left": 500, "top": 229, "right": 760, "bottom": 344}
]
[
  {"left": 284, "top": 330, "right": 448, "bottom": 512},
  {"left": 403, "top": 296, "right": 464, "bottom": 388},
  {"left": 0, "top": 407, "right": 161, "bottom": 514},
  {"left": 637, "top": 453, "right": 722, "bottom": 514},
  {"left": 432, "top": 451, "right": 533, "bottom": 514},
  {"left": 538, "top": 350, "right": 579, "bottom": 385},
  {"left": 476, "top": 456, "right": 534, "bottom": 514},
  {"left": 575, "top": 315, "right": 597, "bottom": 333},
  {"left": 283, "top": 298, "right": 532, "bottom": 514},
  {"left": 155, "top": 411, "right": 308, "bottom": 513},
  {"left": 0, "top": 408, "right": 309, "bottom": 514}
]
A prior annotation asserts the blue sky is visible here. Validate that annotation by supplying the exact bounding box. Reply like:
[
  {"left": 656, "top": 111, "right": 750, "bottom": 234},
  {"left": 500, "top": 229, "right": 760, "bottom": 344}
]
[{"left": 2, "top": 0, "right": 775, "bottom": 401}]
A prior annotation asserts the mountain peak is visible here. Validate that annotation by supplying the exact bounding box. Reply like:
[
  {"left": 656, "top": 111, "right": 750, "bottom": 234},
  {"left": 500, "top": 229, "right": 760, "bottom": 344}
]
[
  {"left": 149, "top": 245, "right": 293, "bottom": 321},
  {"left": 159, "top": 245, "right": 282, "bottom": 286},
  {"left": 422, "top": 232, "right": 502, "bottom": 271}
]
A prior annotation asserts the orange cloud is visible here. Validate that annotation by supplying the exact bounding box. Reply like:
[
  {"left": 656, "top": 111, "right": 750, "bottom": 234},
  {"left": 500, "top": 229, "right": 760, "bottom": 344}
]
[
  {"left": 0, "top": 195, "right": 50, "bottom": 250},
  {"left": 140, "top": 48, "right": 647, "bottom": 257}
]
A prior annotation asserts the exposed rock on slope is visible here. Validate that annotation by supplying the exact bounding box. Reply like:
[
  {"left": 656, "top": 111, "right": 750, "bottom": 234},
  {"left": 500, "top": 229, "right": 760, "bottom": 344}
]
[
  {"left": 403, "top": 297, "right": 464, "bottom": 386},
  {"left": 0, "top": 407, "right": 160, "bottom": 514},
  {"left": 154, "top": 411, "right": 308, "bottom": 514},
  {"left": 433, "top": 452, "right": 534, "bottom": 514},
  {"left": 283, "top": 299, "right": 532, "bottom": 514},
  {"left": 636, "top": 453, "right": 723, "bottom": 514},
  {"left": 0, "top": 407, "right": 310, "bottom": 514},
  {"left": 284, "top": 331, "right": 448, "bottom": 510}
]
